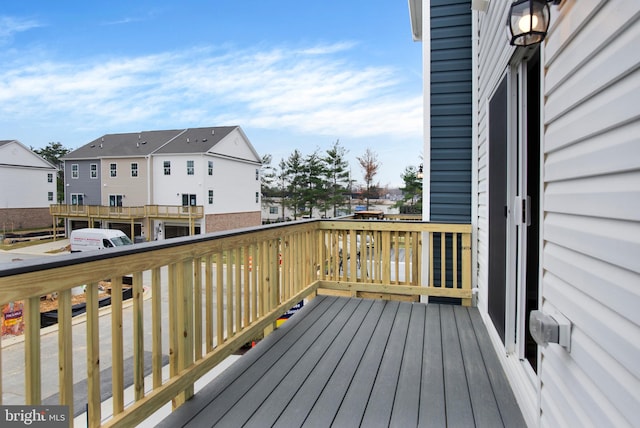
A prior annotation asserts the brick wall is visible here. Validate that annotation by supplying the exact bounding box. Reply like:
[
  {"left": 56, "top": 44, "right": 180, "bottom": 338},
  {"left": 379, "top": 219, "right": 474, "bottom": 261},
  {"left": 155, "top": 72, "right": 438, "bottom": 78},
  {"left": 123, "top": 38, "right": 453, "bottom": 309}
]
[
  {"left": 205, "top": 211, "right": 261, "bottom": 233},
  {"left": 0, "top": 208, "right": 54, "bottom": 231}
]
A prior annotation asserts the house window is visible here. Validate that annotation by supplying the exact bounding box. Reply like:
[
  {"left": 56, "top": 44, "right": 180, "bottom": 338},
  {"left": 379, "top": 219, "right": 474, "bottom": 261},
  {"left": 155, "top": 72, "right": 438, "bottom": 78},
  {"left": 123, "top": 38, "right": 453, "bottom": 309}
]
[
  {"left": 255, "top": 192, "right": 259, "bottom": 203},
  {"left": 90, "top": 164, "right": 98, "bottom": 179},
  {"left": 164, "top": 161, "right": 171, "bottom": 175},
  {"left": 187, "top": 160, "right": 194, "bottom": 175},
  {"left": 47, "top": 173, "right": 53, "bottom": 183},
  {"left": 208, "top": 161, "right": 213, "bottom": 176},
  {"left": 48, "top": 192, "right": 53, "bottom": 201},
  {"left": 269, "top": 207, "right": 278, "bottom": 214},
  {"left": 182, "top": 194, "right": 197, "bottom": 206},
  {"left": 71, "top": 164, "right": 79, "bottom": 179},
  {"left": 255, "top": 168, "right": 259, "bottom": 181},
  {"left": 110, "top": 163, "right": 117, "bottom": 177},
  {"left": 131, "top": 163, "right": 138, "bottom": 177},
  {"left": 208, "top": 190, "right": 214, "bottom": 204},
  {"left": 70, "top": 193, "right": 84, "bottom": 205}
]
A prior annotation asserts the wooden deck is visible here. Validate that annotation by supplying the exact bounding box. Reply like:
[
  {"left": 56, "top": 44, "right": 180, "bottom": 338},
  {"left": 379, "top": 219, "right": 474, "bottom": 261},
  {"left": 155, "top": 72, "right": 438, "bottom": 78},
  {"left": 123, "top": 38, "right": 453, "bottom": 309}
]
[{"left": 157, "top": 296, "right": 525, "bottom": 427}]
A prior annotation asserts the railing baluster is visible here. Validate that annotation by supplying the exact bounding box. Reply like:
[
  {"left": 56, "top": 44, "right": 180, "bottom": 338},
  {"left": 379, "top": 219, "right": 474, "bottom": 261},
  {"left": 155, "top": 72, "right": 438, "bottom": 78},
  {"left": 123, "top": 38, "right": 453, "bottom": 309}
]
[
  {"left": 133, "top": 271, "right": 145, "bottom": 401},
  {"left": 429, "top": 232, "right": 434, "bottom": 287},
  {"left": 152, "top": 267, "right": 163, "bottom": 388},
  {"left": 86, "top": 282, "right": 101, "bottom": 426},
  {"left": 234, "top": 247, "right": 242, "bottom": 333},
  {"left": 251, "top": 244, "right": 258, "bottom": 322},
  {"left": 243, "top": 247, "right": 250, "bottom": 328},
  {"left": 453, "top": 233, "right": 459, "bottom": 290},
  {"left": 194, "top": 258, "right": 203, "bottom": 361},
  {"left": 226, "top": 250, "right": 233, "bottom": 338},
  {"left": 205, "top": 255, "right": 214, "bottom": 353},
  {"left": 111, "top": 276, "right": 124, "bottom": 415},
  {"left": 57, "top": 288, "right": 74, "bottom": 422},
  {"left": 24, "top": 296, "right": 41, "bottom": 405},
  {"left": 168, "top": 263, "right": 178, "bottom": 408},
  {"left": 216, "top": 253, "right": 224, "bottom": 345}
]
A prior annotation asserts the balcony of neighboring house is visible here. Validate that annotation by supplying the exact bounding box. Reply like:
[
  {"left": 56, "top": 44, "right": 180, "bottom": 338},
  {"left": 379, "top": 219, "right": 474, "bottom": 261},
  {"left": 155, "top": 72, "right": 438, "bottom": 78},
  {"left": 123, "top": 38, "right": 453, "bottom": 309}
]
[
  {"left": 0, "top": 219, "right": 525, "bottom": 427},
  {"left": 49, "top": 204, "right": 205, "bottom": 238},
  {"left": 50, "top": 204, "right": 204, "bottom": 221}
]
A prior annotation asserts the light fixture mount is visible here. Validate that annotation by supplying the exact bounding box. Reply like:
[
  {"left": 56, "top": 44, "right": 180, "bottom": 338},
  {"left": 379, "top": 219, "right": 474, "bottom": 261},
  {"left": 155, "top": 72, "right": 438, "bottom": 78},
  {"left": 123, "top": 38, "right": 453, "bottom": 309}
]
[{"left": 507, "top": 0, "right": 560, "bottom": 47}]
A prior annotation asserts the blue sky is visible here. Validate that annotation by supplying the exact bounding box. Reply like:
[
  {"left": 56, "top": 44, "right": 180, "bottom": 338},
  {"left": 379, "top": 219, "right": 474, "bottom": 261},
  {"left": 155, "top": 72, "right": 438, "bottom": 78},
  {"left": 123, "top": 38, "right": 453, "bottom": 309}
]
[{"left": 1, "top": 1, "right": 423, "bottom": 187}]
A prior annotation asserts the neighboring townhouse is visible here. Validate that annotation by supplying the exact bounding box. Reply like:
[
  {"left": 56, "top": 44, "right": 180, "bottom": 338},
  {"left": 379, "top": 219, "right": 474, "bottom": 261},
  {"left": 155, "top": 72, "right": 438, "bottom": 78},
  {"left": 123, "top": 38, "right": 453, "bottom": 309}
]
[
  {"left": 0, "top": 140, "right": 57, "bottom": 230},
  {"left": 59, "top": 126, "right": 262, "bottom": 240},
  {"left": 409, "top": 0, "right": 639, "bottom": 426}
]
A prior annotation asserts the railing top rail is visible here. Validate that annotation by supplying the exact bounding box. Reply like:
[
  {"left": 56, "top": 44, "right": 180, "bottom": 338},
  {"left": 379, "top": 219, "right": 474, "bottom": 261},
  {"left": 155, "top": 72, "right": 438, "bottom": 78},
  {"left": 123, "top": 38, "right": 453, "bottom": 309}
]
[
  {"left": 0, "top": 219, "right": 319, "bottom": 280},
  {"left": 319, "top": 218, "right": 472, "bottom": 233}
]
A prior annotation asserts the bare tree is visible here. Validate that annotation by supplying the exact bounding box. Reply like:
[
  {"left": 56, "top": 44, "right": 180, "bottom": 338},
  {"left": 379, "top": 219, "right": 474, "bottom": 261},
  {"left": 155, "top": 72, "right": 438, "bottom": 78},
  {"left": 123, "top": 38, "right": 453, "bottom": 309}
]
[{"left": 356, "top": 148, "right": 381, "bottom": 210}]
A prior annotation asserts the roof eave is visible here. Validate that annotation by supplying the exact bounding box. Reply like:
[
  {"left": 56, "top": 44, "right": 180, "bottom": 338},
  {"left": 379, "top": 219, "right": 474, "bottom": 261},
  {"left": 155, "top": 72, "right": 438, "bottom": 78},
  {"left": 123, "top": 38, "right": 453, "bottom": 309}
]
[{"left": 408, "top": 0, "right": 423, "bottom": 41}]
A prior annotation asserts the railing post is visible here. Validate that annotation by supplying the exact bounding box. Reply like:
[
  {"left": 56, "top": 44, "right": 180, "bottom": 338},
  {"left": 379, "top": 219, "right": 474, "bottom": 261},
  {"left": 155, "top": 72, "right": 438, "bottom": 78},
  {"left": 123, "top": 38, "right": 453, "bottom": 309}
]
[{"left": 462, "top": 232, "right": 472, "bottom": 307}]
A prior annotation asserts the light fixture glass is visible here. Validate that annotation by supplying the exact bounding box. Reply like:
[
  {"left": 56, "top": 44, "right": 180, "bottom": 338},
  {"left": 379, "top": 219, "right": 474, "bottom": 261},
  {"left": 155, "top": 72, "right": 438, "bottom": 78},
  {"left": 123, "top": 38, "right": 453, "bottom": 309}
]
[{"left": 508, "top": 0, "right": 551, "bottom": 46}]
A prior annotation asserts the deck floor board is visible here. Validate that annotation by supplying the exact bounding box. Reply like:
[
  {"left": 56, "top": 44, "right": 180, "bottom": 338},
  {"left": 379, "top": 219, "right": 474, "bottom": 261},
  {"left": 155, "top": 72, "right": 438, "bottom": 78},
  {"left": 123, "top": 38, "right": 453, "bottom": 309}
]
[{"left": 157, "top": 295, "right": 526, "bottom": 428}]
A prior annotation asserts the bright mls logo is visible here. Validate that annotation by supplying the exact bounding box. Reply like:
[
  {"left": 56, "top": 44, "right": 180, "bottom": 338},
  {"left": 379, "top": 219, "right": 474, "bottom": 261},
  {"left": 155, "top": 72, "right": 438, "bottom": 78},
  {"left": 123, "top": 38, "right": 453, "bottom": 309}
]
[{"left": 1, "top": 406, "right": 68, "bottom": 427}]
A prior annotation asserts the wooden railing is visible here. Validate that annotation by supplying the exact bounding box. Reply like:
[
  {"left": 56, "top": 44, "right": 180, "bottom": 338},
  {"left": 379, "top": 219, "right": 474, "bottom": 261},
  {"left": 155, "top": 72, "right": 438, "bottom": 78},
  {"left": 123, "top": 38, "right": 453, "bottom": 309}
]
[
  {"left": 0, "top": 219, "right": 471, "bottom": 427},
  {"left": 49, "top": 204, "right": 204, "bottom": 219}
]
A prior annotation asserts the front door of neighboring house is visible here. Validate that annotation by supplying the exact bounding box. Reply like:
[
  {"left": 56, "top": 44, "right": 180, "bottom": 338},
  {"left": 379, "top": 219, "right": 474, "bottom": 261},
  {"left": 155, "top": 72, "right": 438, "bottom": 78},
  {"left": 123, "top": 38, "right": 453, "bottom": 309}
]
[{"left": 488, "top": 48, "right": 541, "bottom": 378}]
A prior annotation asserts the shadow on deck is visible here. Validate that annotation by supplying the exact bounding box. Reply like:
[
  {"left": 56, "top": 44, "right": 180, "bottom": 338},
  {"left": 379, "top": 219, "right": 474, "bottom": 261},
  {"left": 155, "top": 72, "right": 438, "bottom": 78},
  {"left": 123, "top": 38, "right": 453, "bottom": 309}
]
[{"left": 158, "top": 295, "right": 525, "bottom": 427}]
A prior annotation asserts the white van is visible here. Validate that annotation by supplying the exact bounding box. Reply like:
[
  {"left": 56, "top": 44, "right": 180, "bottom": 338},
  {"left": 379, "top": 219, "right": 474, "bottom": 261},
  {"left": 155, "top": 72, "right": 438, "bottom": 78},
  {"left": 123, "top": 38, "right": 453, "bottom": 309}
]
[{"left": 70, "top": 228, "right": 134, "bottom": 252}]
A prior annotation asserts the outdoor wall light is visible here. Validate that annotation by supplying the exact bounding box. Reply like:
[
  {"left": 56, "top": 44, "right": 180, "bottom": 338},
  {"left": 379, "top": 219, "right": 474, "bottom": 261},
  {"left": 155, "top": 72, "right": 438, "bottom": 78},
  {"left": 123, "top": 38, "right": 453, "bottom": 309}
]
[{"left": 507, "top": 0, "right": 561, "bottom": 46}]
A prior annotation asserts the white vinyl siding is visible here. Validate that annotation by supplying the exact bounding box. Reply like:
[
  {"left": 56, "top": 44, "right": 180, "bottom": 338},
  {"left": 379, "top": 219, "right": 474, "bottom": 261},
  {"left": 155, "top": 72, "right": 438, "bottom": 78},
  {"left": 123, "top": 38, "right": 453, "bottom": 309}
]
[{"left": 539, "top": 2, "right": 640, "bottom": 426}]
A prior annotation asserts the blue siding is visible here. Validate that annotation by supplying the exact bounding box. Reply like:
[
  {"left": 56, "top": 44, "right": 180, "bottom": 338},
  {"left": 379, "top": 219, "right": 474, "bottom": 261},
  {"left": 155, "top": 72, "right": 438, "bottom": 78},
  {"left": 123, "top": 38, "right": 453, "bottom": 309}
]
[{"left": 430, "top": 0, "right": 472, "bottom": 223}]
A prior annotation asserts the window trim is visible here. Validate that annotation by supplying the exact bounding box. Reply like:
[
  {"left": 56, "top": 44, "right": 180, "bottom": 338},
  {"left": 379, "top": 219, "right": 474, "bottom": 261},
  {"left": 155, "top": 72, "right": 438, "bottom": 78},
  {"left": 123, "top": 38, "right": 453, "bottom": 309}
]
[
  {"left": 187, "top": 160, "right": 195, "bottom": 176},
  {"left": 131, "top": 162, "right": 139, "bottom": 178},
  {"left": 164, "top": 160, "right": 171, "bottom": 176},
  {"left": 110, "top": 163, "right": 117, "bottom": 178},
  {"left": 71, "top": 164, "right": 79, "bottom": 179},
  {"left": 90, "top": 163, "right": 98, "bottom": 179}
]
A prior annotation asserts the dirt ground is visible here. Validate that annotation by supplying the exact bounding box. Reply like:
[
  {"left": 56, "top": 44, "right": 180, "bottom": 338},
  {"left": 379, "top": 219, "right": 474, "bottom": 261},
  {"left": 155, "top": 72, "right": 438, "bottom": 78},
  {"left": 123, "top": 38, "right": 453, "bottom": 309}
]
[{"left": 39, "top": 281, "right": 113, "bottom": 312}]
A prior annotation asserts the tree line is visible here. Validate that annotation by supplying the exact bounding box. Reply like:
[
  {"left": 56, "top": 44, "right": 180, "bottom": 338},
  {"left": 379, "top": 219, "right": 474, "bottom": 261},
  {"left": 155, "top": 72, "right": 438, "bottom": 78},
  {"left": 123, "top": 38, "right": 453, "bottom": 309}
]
[{"left": 260, "top": 140, "right": 381, "bottom": 220}]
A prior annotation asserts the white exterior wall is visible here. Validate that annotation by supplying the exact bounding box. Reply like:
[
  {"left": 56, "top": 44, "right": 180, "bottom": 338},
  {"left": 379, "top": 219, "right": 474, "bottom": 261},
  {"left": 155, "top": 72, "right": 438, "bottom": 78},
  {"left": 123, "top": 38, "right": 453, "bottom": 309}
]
[
  {"left": 539, "top": 1, "right": 640, "bottom": 427},
  {"left": 152, "top": 154, "right": 207, "bottom": 208},
  {"left": 0, "top": 141, "right": 56, "bottom": 208},
  {"left": 151, "top": 154, "right": 261, "bottom": 224},
  {"left": 0, "top": 166, "right": 55, "bottom": 208},
  {"left": 473, "top": 1, "right": 640, "bottom": 427},
  {"left": 209, "top": 156, "right": 260, "bottom": 215}
]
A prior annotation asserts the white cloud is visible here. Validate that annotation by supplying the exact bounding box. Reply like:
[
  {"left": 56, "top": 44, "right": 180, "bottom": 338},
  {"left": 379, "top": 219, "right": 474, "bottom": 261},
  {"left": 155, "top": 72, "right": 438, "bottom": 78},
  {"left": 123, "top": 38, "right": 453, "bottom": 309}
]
[
  {"left": 0, "top": 16, "right": 41, "bottom": 44},
  {"left": 0, "top": 43, "right": 421, "bottom": 143}
]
